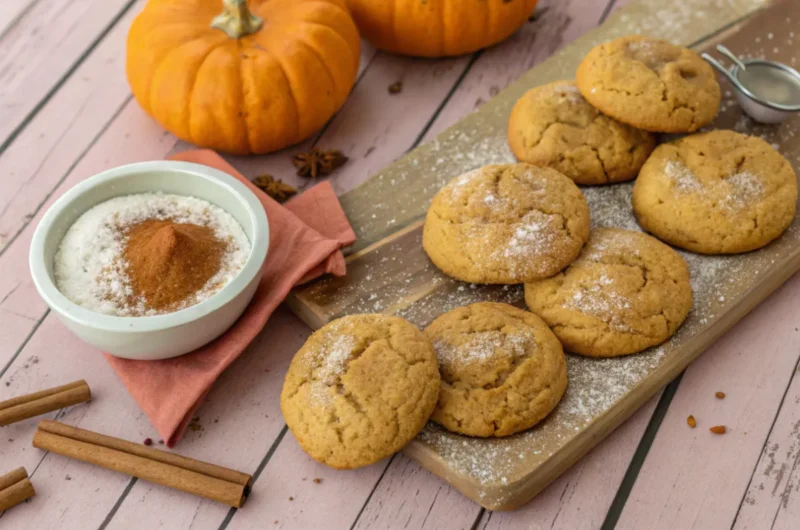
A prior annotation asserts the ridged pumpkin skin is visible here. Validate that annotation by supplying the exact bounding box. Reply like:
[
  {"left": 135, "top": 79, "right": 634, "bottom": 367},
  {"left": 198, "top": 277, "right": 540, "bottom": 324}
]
[
  {"left": 346, "top": 0, "right": 538, "bottom": 58},
  {"left": 126, "top": 0, "right": 360, "bottom": 155}
]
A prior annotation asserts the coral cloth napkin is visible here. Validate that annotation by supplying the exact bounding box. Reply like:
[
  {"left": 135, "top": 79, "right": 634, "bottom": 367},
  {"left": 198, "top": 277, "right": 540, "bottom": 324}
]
[{"left": 104, "top": 150, "right": 356, "bottom": 447}]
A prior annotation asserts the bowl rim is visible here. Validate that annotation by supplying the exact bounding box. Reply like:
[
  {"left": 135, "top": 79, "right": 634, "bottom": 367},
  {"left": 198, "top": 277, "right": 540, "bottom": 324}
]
[
  {"left": 732, "top": 60, "right": 800, "bottom": 112},
  {"left": 28, "top": 160, "right": 269, "bottom": 333}
]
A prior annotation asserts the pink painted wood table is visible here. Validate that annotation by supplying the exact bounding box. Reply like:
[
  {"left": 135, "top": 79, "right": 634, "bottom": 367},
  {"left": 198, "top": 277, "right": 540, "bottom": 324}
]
[{"left": 1, "top": 0, "right": 799, "bottom": 528}]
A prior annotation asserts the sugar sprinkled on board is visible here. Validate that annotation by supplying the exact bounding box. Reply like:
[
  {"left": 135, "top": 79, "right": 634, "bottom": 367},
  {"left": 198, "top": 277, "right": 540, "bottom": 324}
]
[{"left": 306, "top": 32, "right": 800, "bottom": 498}]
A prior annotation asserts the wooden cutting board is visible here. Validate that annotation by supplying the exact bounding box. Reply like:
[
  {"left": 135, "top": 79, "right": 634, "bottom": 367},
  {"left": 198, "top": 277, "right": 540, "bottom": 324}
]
[{"left": 286, "top": 0, "right": 800, "bottom": 510}]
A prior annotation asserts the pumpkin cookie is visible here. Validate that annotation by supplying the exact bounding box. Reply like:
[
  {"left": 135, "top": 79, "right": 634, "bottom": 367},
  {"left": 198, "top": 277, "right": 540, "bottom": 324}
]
[
  {"left": 508, "top": 80, "right": 657, "bottom": 184},
  {"left": 576, "top": 35, "right": 720, "bottom": 132},
  {"left": 422, "top": 163, "right": 591, "bottom": 284},
  {"left": 280, "top": 314, "right": 440, "bottom": 469},
  {"left": 633, "top": 130, "right": 798, "bottom": 254},
  {"left": 524, "top": 228, "right": 692, "bottom": 357},
  {"left": 424, "top": 302, "right": 567, "bottom": 437}
]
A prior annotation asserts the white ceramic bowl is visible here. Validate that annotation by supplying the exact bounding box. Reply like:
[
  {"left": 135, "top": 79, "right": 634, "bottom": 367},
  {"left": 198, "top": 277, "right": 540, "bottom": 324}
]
[{"left": 29, "top": 161, "right": 269, "bottom": 361}]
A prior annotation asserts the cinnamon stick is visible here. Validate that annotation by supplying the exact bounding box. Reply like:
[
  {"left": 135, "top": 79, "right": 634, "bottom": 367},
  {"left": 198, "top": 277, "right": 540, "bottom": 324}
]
[
  {"left": 0, "top": 380, "right": 90, "bottom": 426},
  {"left": 0, "top": 467, "right": 35, "bottom": 512},
  {"left": 32, "top": 420, "right": 252, "bottom": 507}
]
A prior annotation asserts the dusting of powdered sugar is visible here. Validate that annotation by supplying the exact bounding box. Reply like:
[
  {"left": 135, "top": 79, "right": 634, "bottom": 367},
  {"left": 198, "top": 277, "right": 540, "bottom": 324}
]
[
  {"left": 500, "top": 213, "right": 559, "bottom": 262},
  {"left": 723, "top": 171, "right": 765, "bottom": 209},
  {"left": 566, "top": 273, "right": 634, "bottom": 333},
  {"left": 307, "top": 329, "right": 357, "bottom": 407},
  {"left": 434, "top": 331, "right": 532, "bottom": 368},
  {"left": 663, "top": 159, "right": 765, "bottom": 210},
  {"left": 665, "top": 159, "right": 703, "bottom": 192}
]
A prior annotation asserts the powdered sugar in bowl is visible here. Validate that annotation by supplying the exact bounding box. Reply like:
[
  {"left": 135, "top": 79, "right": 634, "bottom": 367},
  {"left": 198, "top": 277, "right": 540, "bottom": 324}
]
[{"left": 29, "top": 161, "right": 269, "bottom": 360}]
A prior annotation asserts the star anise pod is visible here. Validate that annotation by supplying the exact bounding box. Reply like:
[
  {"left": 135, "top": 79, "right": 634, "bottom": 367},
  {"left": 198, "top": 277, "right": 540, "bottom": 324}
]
[
  {"left": 252, "top": 174, "right": 297, "bottom": 203},
  {"left": 291, "top": 148, "right": 348, "bottom": 179}
]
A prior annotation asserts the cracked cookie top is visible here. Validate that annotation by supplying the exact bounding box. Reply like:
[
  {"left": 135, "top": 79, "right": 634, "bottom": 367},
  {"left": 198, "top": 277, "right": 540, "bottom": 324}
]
[
  {"left": 280, "top": 314, "right": 440, "bottom": 469},
  {"left": 524, "top": 228, "right": 692, "bottom": 357},
  {"left": 422, "top": 163, "right": 591, "bottom": 284},
  {"left": 633, "top": 130, "right": 798, "bottom": 254},
  {"left": 576, "top": 35, "right": 720, "bottom": 133},
  {"left": 508, "top": 80, "right": 657, "bottom": 184},
  {"left": 424, "top": 302, "right": 567, "bottom": 437}
]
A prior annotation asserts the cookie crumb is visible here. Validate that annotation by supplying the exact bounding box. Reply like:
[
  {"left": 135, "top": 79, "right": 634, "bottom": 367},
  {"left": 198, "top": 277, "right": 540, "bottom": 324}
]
[
  {"left": 288, "top": 496, "right": 294, "bottom": 501},
  {"left": 313, "top": 478, "right": 322, "bottom": 484},
  {"left": 710, "top": 425, "right": 727, "bottom": 434},
  {"left": 715, "top": 391, "right": 725, "bottom": 399},
  {"left": 687, "top": 415, "right": 697, "bottom": 428},
  {"left": 388, "top": 81, "right": 403, "bottom": 94}
]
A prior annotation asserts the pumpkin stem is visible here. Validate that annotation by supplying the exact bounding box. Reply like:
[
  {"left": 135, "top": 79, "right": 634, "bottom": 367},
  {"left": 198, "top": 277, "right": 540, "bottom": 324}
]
[{"left": 211, "top": 0, "right": 263, "bottom": 39}]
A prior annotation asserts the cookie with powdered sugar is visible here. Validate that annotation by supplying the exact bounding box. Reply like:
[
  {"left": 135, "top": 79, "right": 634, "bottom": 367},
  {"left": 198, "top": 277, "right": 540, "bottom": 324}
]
[
  {"left": 280, "top": 314, "right": 439, "bottom": 469},
  {"left": 422, "top": 163, "right": 591, "bottom": 284},
  {"left": 525, "top": 228, "right": 692, "bottom": 357},
  {"left": 424, "top": 302, "right": 567, "bottom": 437},
  {"left": 633, "top": 130, "right": 797, "bottom": 254}
]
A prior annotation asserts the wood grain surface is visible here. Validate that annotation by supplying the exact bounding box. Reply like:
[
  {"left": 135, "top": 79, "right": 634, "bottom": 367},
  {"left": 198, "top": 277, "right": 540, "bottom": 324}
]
[
  {"left": 3, "top": 0, "right": 800, "bottom": 527},
  {"left": 0, "top": 0, "right": 136, "bottom": 150}
]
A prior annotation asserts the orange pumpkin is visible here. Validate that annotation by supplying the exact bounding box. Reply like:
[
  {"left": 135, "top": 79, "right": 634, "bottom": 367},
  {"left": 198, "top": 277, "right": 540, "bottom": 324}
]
[
  {"left": 126, "top": 0, "right": 360, "bottom": 155},
  {"left": 346, "top": 0, "right": 538, "bottom": 58}
]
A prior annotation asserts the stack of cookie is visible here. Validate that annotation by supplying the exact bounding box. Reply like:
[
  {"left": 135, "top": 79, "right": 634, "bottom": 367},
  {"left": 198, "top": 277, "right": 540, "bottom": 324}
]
[{"left": 280, "top": 35, "right": 798, "bottom": 470}]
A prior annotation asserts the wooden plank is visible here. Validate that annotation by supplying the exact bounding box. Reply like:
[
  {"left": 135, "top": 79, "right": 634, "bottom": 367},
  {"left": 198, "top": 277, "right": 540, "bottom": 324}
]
[
  {"left": 0, "top": 0, "right": 39, "bottom": 39},
  {"left": 225, "top": 431, "right": 387, "bottom": 530},
  {"left": 0, "top": 0, "right": 135, "bottom": 150},
  {"left": 478, "top": 395, "right": 659, "bottom": 529},
  {"left": 351, "top": 454, "right": 482, "bottom": 530},
  {"left": 0, "top": 0, "right": 145, "bottom": 254},
  {"left": 732, "top": 362, "right": 800, "bottom": 530},
  {"left": 615, "top": 272, "right": 800, "bottom": 530}
]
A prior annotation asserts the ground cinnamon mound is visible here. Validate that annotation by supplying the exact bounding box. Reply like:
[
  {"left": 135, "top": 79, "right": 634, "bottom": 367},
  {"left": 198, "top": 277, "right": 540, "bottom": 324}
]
[{"left": 124, "top": 219, "right": 225, "bottom": 311}]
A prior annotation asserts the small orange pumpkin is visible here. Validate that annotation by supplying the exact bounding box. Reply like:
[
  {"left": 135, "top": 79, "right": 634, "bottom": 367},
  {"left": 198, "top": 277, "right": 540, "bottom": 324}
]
[
  {"left": 346, "top": 0, "right": 538, "bottom": 58},
  {"left": 126, "top": 0, "right": 360, "bottom": 155}
]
